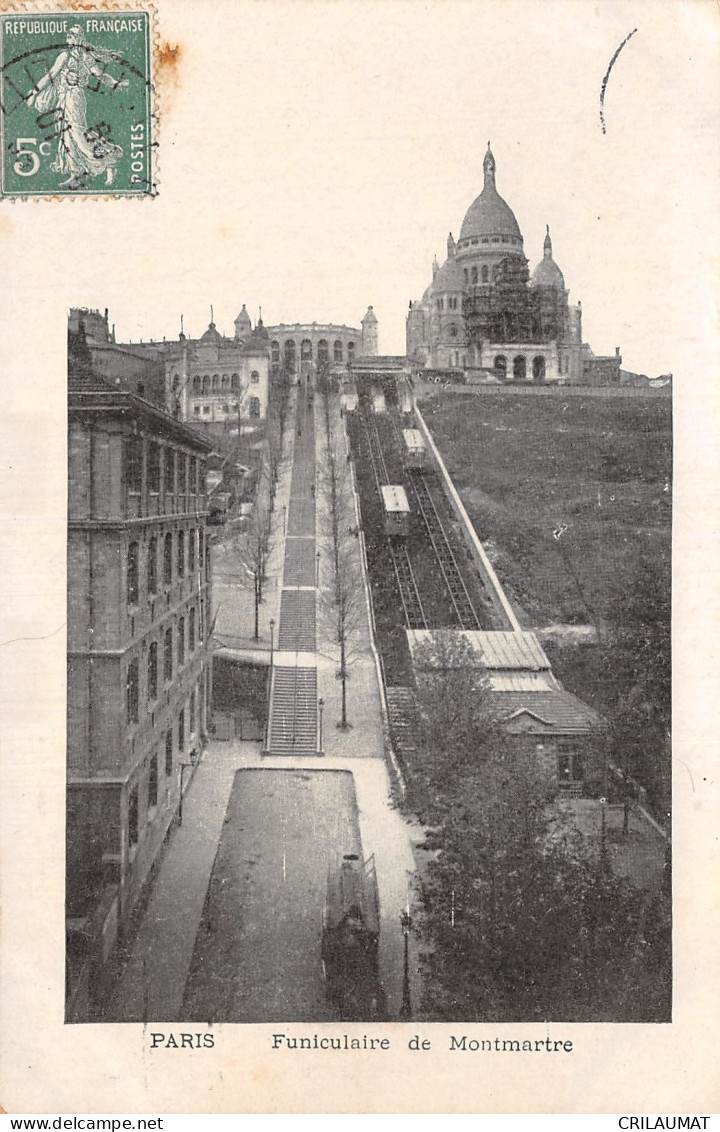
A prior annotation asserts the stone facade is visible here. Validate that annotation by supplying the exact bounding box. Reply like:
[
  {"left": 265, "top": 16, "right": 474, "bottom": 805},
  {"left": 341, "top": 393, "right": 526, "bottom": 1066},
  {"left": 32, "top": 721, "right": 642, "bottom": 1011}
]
[
  {"left": 407, "top": 146, "right": 586, "bottom": 383},
  {"left": 66, "top": 373, "right": 213, "bottom": 1018},
  {"left": 267, "top": 306, "right": 379, "bottom": 375}
]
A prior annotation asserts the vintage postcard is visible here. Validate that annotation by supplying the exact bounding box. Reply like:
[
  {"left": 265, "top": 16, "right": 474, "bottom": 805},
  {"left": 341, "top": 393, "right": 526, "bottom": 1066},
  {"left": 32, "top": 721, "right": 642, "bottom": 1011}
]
[{"left": 0, "top": 0, "right": 718, "bottom": 1116}]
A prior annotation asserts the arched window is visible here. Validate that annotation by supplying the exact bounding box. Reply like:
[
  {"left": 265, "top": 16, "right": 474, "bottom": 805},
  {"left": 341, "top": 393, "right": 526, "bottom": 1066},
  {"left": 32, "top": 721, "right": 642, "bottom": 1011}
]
[
  {"left": 147, "top": 536, "right": 157, "bottom": 595},
  {"left": 513, "top": 355, "right": 527, "bottom": 381},
  {"left": 449, "top": 325, "right": 458, "bottom": 339},
  {"left": 481, "top": 265, "right": 489, "bottom": 283},
  {"left": 271, "top": 341, "right": 280, "bottom": 363},
  {"left": 163, "top": 448, "right": 174, "bottom": 497},
  {"left": 251, "top": 370, "right": 260, "bottom": 384},
  {"left": 148, "top": 641, "right": 158, "bottom": 702},
  {"left": 211, "top": 374, "right": 219, "bottom": 391},
  {"left": 177, "top": 617, "right": 185, "bottom": 667},
  {"left": 249, "top": 396, "right": 261, "bottom": 418},
  {"left": 164, "top": 628, "right": 173, "bottom": 682},
  {"left": 126, "top": 659, "right": 139, "bottom": 725},
  {"left": 334, "top": 340, "right": 343, "bottom": 362},
  {"left": 231, "top": 373, "right": 239, "bottom": 389},
  {"left": 471, "top": 267, "right": 478, "bottom": 284},
  {"left": 318, "top": 340, "right": 329, "bottom": 365},
  {"left": 165, "top": 729, "right": 173, "bottom": 777},
  {"left": 301, "top": 339, "right": 312, "bottom": 360},
  {"left": 164, "top": 532, "right": 173, "bottom": 586},
  {"left": 347, "top": 342, "right": 355, "bottom": 361},
  {"left": 127, "top": 541, "right": 139, "bottom": 605},
  {"left": 147, "top": 443, "right": 160, "bottom": 495},
  {"left": 128, "top": 787, "right": 139, "bottom": 846},
  {"left": 221, "top": 373, "right": 230, "bottom": 389},
  {"left": 177, "top": 530, "right": 185, "bottom": 578},
  {"left": 494, "top": 355, "right": 507, "bottom": 379},
  {"left": 202, "top": 375, "right": 209, "bottom": 393},
  {"left": 284, "top": 340, "right": 296, "bottom": 370},
  {"left": 192, "top": 376, "right": 201, "bottom": 393},
  {"left": 533, "top": 356, "right": 546, "bottom": 382}
]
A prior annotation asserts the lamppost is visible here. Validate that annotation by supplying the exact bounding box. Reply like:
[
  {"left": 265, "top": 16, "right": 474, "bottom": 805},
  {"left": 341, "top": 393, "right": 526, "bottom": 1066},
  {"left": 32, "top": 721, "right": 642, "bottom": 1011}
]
[
  {"left": 316, "top": 550, "right": 321, "bottom": 588},
  {"left": 400, "top": 910, "right": 412, "bottom": 1020},
  {"left": 318, "top": 696, "right": 324, "bottom": 754},
  {"left": 178, "top": 750, "right": 198, "bottom": 826},
  {"left": 269, "top": 617, "right": 275, "bottom": 700}
]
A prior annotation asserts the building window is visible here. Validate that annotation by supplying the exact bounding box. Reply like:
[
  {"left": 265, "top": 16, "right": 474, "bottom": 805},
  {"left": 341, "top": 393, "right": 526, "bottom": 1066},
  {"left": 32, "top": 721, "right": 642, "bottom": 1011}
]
[
  {"left": 513, "top": 355, "right": 527, "bottom": 381},
  {"left": 284, "top": 340, "right": 296, "bottom": 370},
  {"left": 249, "top": 396, "right": 261, "bottom": 418},
  {"left": 147, "top": 443, "right": 160, "bottom": 495},
  {"left": 188, "top": 530, "right": 196, "bottom": 575},
  {"left": 211, "top": 374, "right": 219, "bottom": 391},
  {"left": 271, "top": 342, "right": 280, "bottom": 363},
  {"left": 471, "top": 267, "right": 478, "bottom": 285},
  {"left": 494, "top": 355, "right": 507, "bottom": 379},
  {"left": 203, "top": 405, "right": 210, "bottom": 415},
  {"left": 148, "top": 641, "right": 158, "bottom": 702},
  {"left": 231, "top": 373, "right": 240, "bottom": 389},
  {"left": 334, "top": 340, "right": 343, "bottom": 362},
  {"left": 178, "top": 708, "right": 185, "bottom": 752},
  {"left": 192, "top": 376, "right": 201, "bottom": 393},
  {"left": 301, "top": 339, "right": 312, "bottom": 361},
  {"left": 164, "top": 532, "right": 173, "bottom": 586},
  {"left": 125, "top": 436, "right": 143, "bottom": 494},
  {"left": 464, "top": 268, "right": 468, "bottom": 284},
  {"left": 178, "top": 530, "right": 185, "bottom": 578},
  {"left": 163, "top": 449, "right": 175, "bottom": 498},
  {"left": 178, "top": 617, "right": 185, "bottom": 667},
  {"left": 193, "top": 405, "right": 201, "bottom": 417},
  {"left": 128, "top": 786, "right": 139, "bottom": 847},
  {"left": 202, "top": 376, "right": 210, "bottom": 394},
  {"left": 481, "top": 265, "right": 489, "bottom": 283},
  {"left": 533, "top": 355, "right": 546, "bottom": 382},
  {"left": 147, "top": 535, "right": 157, "bottom": 595},
  {"left": 449, "top": 325, "right": 458, "bottom": 338},
  {"left": 164, "top": 628, "right": 173, "bottom": 682},
  {"left": 317, "top": 341, "right": 329, "bottom": 365},
  {"left": 165, "top": 729, "right": 173, "bottom": 777},
  {"left": 222, "top": 403, "right": 229, "bottom": 414},
  {"left": 199, "top": 530, "right": 204, "bottom": 566},
  {"left": 189, "top": 458, "right": 197, "bottom": 496},
  {"left": 126, "top": 660, "right": 139, "bottom": 725},
  {"left": 251, "top": 370, "right": 260, "bottom": 384},
  {"left": 347, "top": 342, "right": 355, "bottom": 361},
  {"left": 189, "top": 606, "right": 196, "bottom": 652},
  {"left": 222, "top": 374, "right": 230, "bottom": 389},
  {"left": 178, "top": 454, "right": 187, "bottom": 496},
  {"left": 190, "top": 688, "right": 196, "bottom": 734},
  {"left": 127, "top": 541, "right": 139, "bottom": 605},
  {"left": 148, "top": 754, "right": 158, "bottom": 810}
]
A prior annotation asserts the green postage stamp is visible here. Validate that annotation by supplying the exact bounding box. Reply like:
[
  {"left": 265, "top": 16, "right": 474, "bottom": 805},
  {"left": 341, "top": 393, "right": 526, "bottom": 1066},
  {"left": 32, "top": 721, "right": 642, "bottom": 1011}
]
[{"left": 0, "top": 9, "right": 154, "bottom": 197}]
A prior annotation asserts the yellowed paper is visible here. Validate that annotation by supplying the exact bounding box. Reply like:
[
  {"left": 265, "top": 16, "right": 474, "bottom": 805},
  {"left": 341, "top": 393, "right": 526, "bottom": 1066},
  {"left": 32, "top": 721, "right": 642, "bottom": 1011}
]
[{"left": 1, "top": 0, "right": 719, "bottom": 1114}]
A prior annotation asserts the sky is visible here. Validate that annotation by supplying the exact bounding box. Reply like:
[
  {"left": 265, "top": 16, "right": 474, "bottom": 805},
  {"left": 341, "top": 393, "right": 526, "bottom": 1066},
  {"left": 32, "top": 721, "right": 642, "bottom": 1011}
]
[{"left": 3, "top": 0, "right": 719, "bottom": 380}]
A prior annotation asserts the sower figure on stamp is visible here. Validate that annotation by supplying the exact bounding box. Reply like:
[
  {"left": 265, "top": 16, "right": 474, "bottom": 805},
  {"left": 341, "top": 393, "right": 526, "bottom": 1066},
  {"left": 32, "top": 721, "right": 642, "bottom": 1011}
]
[{"left": 27, "top": 25, "right": 128, "bottom": 188}]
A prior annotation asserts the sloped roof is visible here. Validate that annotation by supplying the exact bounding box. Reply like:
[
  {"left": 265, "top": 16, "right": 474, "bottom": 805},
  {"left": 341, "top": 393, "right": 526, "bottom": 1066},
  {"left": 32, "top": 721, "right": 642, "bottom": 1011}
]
[{"left": 490, "top": 689, "right": 603, "bottom": 734}]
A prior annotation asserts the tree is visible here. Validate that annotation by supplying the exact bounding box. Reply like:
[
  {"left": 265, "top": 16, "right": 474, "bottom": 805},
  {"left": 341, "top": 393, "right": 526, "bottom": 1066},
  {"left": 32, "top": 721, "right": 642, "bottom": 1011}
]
[{"left": 318, "top": 392, "right": 366, "bottom": 729}]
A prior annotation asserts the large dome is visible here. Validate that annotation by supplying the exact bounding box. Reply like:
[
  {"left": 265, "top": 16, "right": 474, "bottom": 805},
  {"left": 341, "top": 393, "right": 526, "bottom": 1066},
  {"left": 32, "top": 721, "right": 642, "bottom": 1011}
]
[{"left": 459, "top": 144, "right": 523, "bottom": 245}]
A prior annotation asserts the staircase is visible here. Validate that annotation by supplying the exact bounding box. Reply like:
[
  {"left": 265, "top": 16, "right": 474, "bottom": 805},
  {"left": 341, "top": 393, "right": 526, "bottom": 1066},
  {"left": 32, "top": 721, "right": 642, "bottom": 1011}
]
[
  {"left": 386, "top": 687, "right": 419, "bottom": 769},
  {"left": 277, "top": 590, "right": 316, "bottom": 652},
  {"left": 268, "top": 666, "right": 318, "bottom": 755}
]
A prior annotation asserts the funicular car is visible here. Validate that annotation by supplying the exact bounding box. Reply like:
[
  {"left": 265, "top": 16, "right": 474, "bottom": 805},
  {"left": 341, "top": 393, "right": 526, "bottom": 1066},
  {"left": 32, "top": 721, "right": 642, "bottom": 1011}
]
[{"left": 321, "top": 853, "right": 384, "bottom": 1020}]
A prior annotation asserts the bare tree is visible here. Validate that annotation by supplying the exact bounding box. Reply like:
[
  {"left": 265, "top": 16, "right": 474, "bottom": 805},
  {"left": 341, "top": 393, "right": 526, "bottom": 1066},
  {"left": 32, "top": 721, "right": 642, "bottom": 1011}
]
[{"left": 318, "top": 393, "right": 366, "bottom": 729}]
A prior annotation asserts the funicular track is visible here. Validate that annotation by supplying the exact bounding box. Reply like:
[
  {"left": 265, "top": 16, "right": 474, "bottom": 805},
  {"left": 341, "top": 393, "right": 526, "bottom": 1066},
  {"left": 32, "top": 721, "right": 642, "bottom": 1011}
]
[
  {"left": 383, "top": 407, "right": 482, "bottom": 631},
  {"left": 356, "top": 403, "right": 427, "bottom": 631}
]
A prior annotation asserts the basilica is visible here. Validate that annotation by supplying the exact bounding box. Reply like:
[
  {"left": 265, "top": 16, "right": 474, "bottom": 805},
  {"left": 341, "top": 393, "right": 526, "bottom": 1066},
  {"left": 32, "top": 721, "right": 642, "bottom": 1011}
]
[{"left": 406, "top": 144, "right": 585, "bottom": 383}]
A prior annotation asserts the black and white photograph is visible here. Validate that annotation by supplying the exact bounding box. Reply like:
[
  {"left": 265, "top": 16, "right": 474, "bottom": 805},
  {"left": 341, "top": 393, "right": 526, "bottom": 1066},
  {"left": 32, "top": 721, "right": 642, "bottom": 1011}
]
[{"left": 1, "top": 0, "right": 718, "bottom": 1115}]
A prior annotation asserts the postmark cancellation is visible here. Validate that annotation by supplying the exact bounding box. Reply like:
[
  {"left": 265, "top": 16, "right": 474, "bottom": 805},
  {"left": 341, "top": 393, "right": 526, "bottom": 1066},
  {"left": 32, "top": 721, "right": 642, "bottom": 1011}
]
[{"left": 0, "top": 5, "right": 155, "bottom": 197}]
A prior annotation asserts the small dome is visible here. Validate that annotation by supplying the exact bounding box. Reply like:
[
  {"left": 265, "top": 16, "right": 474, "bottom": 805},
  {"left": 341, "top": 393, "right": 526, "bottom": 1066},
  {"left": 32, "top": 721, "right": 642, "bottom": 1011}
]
[
  {"left": 361, "top": 305, "right": 378, "bottom": 325},
  {"left": 431, "top": 253, "right": 465, "bottom": 294},
  {"left": 530, "top": 226, "right": 565, "bottom": 289},
  {"left": 459, "top": 144, "right": 523, "bottom": 245},
  {"left": 252, "top": 317, "right": 269, "bottom": 341},
  {"left": 200, "top": 321, "right": 223, "bottom": 344}
]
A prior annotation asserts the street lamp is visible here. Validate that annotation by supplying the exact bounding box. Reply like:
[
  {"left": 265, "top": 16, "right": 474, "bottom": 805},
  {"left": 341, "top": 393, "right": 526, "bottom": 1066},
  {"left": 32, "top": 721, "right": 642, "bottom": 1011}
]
[
  {"left": 400, "top": 910, "right": 412, "bottom": 1020},
  {"left": 316, "top": 550, "right": 320, "bottom": 588},
  {"left": 318, "top": 697, "right": 324, "bottom": 754},
  {"left": 178, "top": 749, "right": 198, "bottom": 826},
  {"left": 269, "top": 618, "right": 275, "bottom": 668}
]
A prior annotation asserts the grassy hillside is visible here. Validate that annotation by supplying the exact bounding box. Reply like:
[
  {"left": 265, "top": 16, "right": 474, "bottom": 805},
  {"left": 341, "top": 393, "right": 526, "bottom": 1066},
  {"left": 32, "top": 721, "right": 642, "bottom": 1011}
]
[{"left": 421, "top": 391, "right": 671, "bottom": 629}]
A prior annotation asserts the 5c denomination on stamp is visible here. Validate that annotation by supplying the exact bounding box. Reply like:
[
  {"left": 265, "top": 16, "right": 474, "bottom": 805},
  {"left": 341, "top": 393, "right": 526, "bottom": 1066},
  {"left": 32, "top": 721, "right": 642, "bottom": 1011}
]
[{"left": 1, "top": 9, "right": 154, "bottom": 197}]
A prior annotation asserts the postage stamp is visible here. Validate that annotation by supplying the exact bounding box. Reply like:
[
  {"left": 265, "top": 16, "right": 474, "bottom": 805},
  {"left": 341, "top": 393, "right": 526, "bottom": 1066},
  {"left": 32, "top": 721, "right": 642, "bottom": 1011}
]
[{"left": 0, "top": 9, "right": 154, "bottom": 197}]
